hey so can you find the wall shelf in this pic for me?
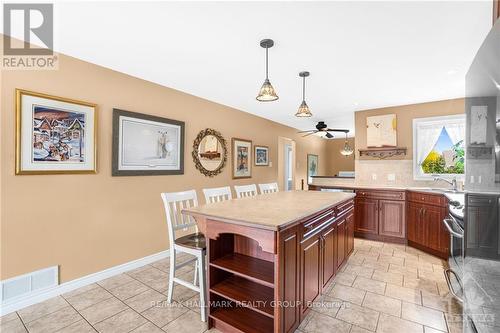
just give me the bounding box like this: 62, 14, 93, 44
358, 147, 407, 159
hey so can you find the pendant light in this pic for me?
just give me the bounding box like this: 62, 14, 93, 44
295, 71, 312, 117
256, 39, 279, 102
340, 132, 354, 156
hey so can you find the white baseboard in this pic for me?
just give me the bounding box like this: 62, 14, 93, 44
0, 249, 170, 316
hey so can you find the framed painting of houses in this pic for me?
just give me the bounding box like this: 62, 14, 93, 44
15, 89, 97, 174
112, 109, 185, 176
232, 138, 252, 179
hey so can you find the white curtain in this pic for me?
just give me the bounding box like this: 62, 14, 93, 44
417, 125, 443, 165
445, 122, 465, 145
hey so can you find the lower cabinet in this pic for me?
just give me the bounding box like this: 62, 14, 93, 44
321, 224, 337, 288
346, 212, 355, 255
378, 200, 406, 238
466, 194, 498, 256
354, 198, 379, 235
336, 217, 346, 269
299, 233, 321, 319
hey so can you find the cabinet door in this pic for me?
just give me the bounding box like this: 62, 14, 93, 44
407, 202, 423, 244
378, 200, 406, 239
422, 205, 446, 252
337, 218, 346, 269
354, 198, 379, 235
280, 227, 300, 333
321, 224, 336, 288
467, 196, 498, 253
300, 234, 321, 318
346, 211, 355, 255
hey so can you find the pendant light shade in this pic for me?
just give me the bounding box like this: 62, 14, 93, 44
256, 39, 279, 102
340, 133, 354, 156
295, 71, 312, 117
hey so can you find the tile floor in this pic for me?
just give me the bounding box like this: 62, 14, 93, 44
0, 238, 462, 333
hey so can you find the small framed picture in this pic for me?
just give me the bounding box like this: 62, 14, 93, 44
232, 138, 252, 179
112, 109, 184, 176
15, 89, 97, 174
254, 145, 269, 166
307, 154, 319, 184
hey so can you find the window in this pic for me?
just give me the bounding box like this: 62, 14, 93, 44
413, 114, 465, 180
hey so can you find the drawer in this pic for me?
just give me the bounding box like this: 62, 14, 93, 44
302, 209, 335, 239
336, 200, 354, 217
468, 195, 497, 207
407, 191, 446, 206
355, 189, 405, 201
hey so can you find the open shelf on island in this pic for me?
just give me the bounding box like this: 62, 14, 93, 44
210, 253, 274, 288
211, 275, 274, 318
210, 304, 274, 333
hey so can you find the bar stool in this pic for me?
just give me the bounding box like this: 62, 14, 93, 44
203, 186, 233, 204
160, 190, 207, 321
234, 184, 258, 198
258, 182, 279, 194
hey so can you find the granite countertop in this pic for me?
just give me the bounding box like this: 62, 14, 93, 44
183, 190, 355, 231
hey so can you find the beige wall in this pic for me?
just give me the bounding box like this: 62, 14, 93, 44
0, 52, 329, 282
325, 138, 355, 176
355, 98, 465, 160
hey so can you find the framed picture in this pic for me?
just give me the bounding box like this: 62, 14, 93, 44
112, 109, 184, 176
254, 145, 269, 166
15, 89, 97, 174
232, 138, 252, 179
307, 154, 318, 184
366, 114, 397, 147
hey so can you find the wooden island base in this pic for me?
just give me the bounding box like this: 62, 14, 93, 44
184, 191, 355, 333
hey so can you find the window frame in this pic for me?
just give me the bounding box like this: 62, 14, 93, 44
412, 114, 465, 181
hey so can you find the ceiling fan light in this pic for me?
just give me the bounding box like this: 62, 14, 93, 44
295, 101, 312, 117
256, 79, 279, 101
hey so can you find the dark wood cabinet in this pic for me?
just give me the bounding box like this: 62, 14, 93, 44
346, 212, 354, 255
321, 225, 336, 288
379, 200, 406, 239
300, 233, 321, 319
354, 198, 379, 235
466, 194, 498, 257
336, 217, 346, 269
280, 227, 300, 333
407, 192, 449, 259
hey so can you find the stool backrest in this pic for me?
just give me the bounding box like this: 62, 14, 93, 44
234, 184, 258, 198
203, 186, 233, 204
258, 182, 279, 194
161, 190, 199, 250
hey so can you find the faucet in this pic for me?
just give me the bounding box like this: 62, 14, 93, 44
432, 175, 458, 191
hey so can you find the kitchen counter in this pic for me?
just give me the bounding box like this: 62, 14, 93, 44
183, 190, 355, 231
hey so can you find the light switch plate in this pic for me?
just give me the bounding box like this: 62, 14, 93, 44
387, 173, 396, 181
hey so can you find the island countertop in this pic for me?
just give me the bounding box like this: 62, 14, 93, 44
183, 190, 355, 231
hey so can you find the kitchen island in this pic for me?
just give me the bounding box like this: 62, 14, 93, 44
184, 190, 355, 333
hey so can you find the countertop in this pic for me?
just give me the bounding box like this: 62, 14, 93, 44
183, 190, 355, 231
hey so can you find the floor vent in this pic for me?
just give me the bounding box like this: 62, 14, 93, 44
1, 266, 59, 303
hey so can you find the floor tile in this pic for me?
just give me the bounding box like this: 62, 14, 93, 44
150, 258, 170, 273
336, 301, 380, 331
352, 276, 386, 295
64, 286, 113, 311
79, 297, 128, 324
372, 270, 403, 286
376, 313, 423, 333
124, 288, 167, 313
333, 271, 357, 286
25, 307, 82, 333
350, 325, 373, 333
385, 284, 422, 305
62, 284, 100, 299
130, 321, 165, 333
170, 277, 198, 302
302, 311, 351, 333
141, 301, 188, 327
445, 313, 464, 333
162, 310, 207, 333
343, 264, 374, 278
127, 267, 169, 293
1, 312, 21, 324
328, 284, 366, 305
361, 259, 389, 272
404, 276, 439, 295
378, 254, 404, 266
402, 302, 447, 331
181, 295, 203, 314
311, 295, 344, 318
56, 319, 96, 333
93, 309, 146, 333
424, 326, 446, 333
0, 316, 27, 333
421, 291, 463, 314
108, 279, 150, 301
17, 296, 69, 323
97, 274, 135, 290
362, 292, 402, 317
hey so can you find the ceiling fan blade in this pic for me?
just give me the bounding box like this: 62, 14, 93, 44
297, 129, 316, 133
325, 132, 334, 139
302, 131, 318, 137
326, 128, 350, 133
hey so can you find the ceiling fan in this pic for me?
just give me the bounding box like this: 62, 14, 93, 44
298, 121, 349, 138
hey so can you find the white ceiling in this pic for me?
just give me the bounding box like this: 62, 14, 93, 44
15, 1, 496, 136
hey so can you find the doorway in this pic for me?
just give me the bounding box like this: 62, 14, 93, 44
278, 137, 296, 191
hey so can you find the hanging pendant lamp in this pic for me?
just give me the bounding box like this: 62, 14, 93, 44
256, 39, 279, 102
340, 132, 354, 156
295, 71, 312, 117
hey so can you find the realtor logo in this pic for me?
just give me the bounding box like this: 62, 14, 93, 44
2, 3, 57, 70
3, 3, 53, 55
